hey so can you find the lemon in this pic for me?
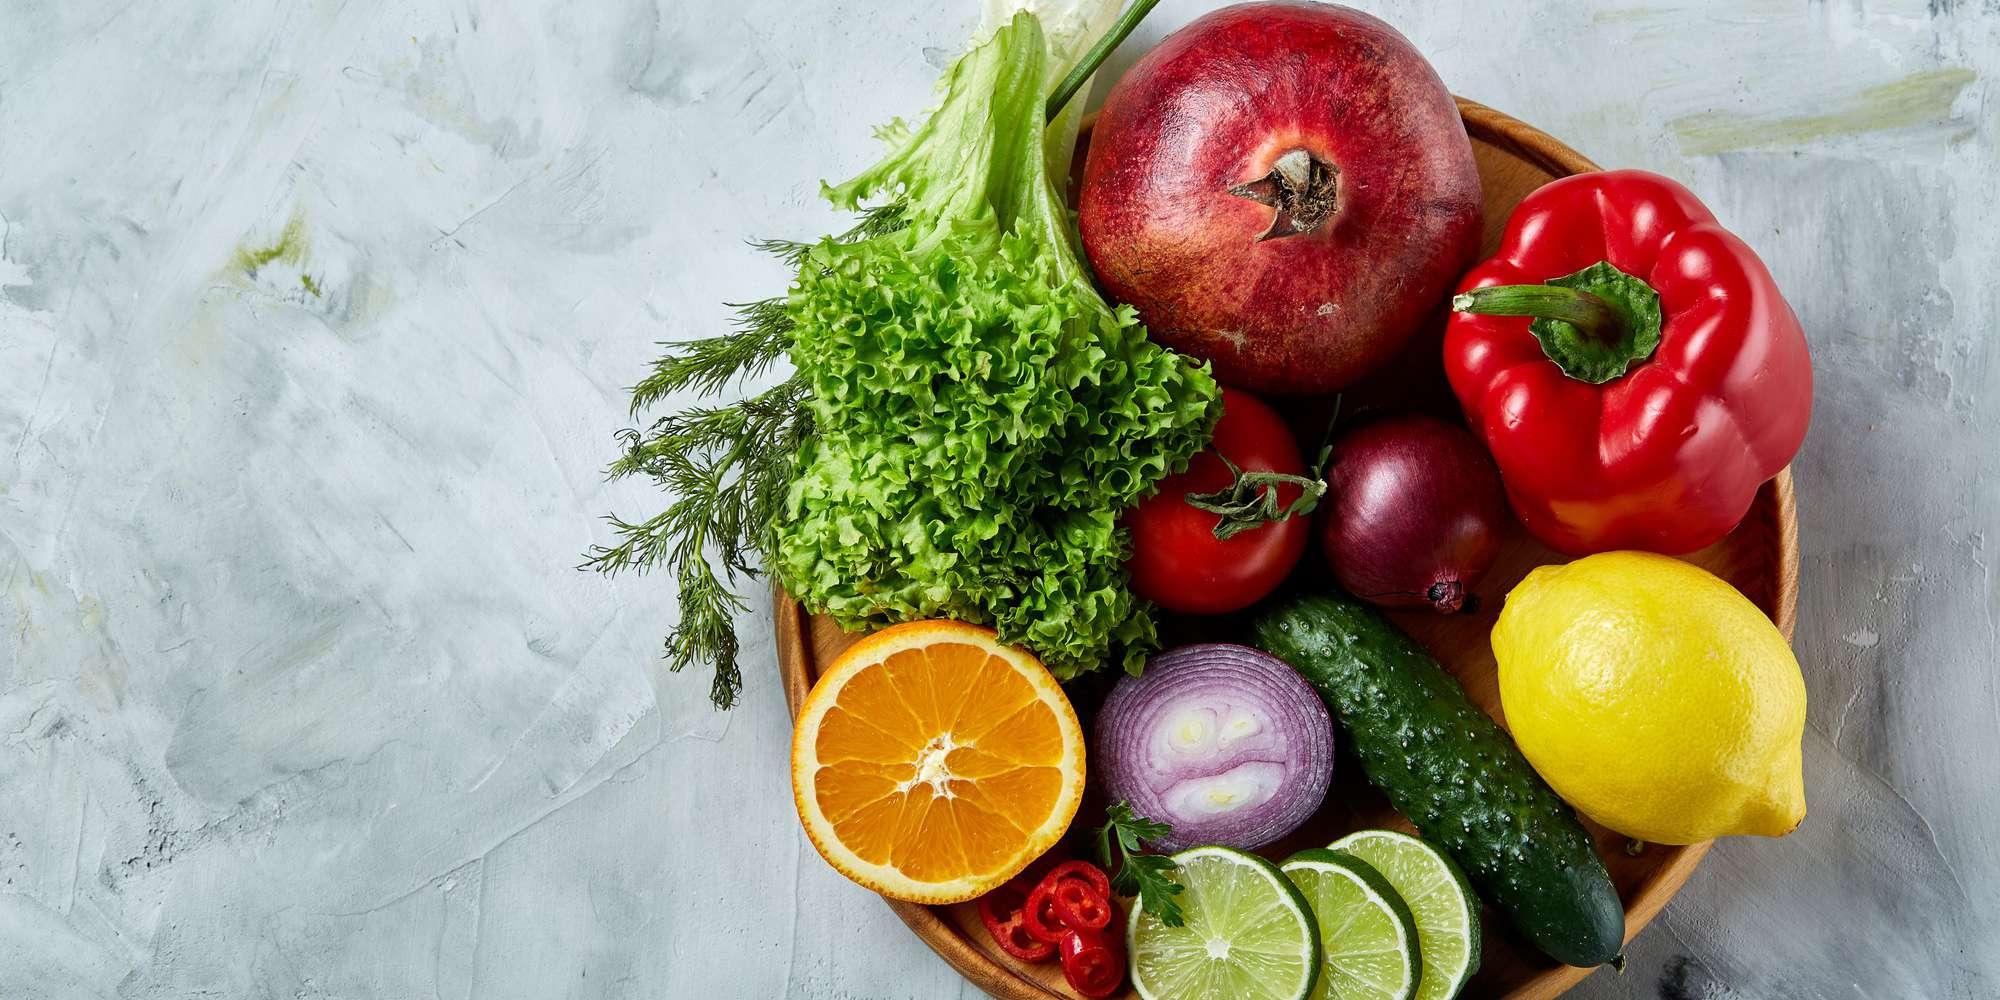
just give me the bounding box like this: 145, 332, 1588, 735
1491, 551, 1806, 844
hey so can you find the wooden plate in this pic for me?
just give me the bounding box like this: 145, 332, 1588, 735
775, 98, 1800, 1000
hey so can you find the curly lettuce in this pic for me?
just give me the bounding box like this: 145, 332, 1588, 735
589, 4, 1211, 707
771, 12, 1217, 678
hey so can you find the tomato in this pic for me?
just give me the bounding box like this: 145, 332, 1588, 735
1126, 387, 1315, 614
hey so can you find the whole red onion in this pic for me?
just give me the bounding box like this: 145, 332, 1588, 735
1321, 414, 1505, 613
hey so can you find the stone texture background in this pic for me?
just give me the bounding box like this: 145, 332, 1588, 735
2, 0, 1995, 996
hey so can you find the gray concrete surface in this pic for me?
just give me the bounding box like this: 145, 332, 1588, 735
1, 0, 1995, 996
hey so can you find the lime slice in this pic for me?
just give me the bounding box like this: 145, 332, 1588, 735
1280, 849, 1421, 1000
1330, 830, 1480, 1000
1129, 845, 1321, 1000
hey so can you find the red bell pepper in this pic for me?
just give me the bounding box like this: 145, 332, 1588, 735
1444, 169, 1812, 554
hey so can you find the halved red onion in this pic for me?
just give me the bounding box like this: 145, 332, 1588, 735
1093, 644, 1333, 852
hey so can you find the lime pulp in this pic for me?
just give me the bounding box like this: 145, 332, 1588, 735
1329, 830, 1481, 1000
1128, 846, 1321, 1000
1281, 848, 1421, 1000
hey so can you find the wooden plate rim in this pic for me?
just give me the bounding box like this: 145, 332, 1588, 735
771, 99, 1802, 1000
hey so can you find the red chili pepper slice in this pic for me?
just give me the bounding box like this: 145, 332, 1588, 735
1050, 878, 1112, 932
977, 880, 1055, 963
990, 910, 1056, 963
1059, 926, 1126, 999
1041, 860, 1112, 900
976, 881, 1027, 939
1022, 881, 1069, 945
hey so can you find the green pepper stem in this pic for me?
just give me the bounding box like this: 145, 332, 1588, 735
1045, 0, 1163, 121
1451, 284, 1629, 343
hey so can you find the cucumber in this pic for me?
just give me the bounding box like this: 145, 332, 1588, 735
1251, 590, 1624, 969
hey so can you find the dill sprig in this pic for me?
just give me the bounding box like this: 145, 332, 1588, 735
585, 206, 903, 709
628, 302, 795, 411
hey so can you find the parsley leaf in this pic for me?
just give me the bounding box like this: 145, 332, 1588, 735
1094, 801, 1185, 927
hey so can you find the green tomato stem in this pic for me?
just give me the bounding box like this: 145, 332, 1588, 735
1184, 452, 1326, 541
1045, 0, 1164, 121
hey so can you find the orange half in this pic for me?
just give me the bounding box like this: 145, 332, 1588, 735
790, 620, 1086, 903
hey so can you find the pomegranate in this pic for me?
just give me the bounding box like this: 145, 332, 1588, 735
1078, 1, 1482, 396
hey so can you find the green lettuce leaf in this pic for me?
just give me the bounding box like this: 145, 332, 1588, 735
771, 12, 1218, 678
